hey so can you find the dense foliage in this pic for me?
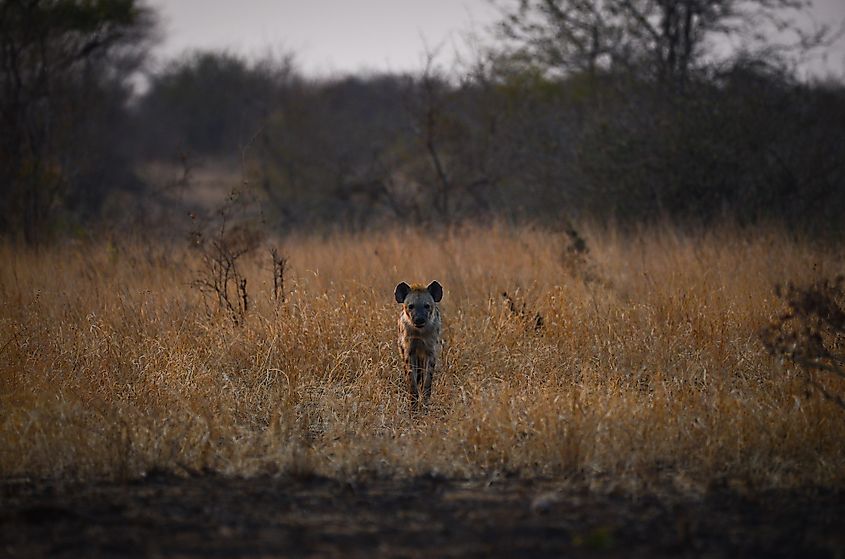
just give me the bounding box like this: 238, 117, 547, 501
1, 0, 843, 240
0, 0, 156, 243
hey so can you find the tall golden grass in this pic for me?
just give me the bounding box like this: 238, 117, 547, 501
1, 223, 843, 488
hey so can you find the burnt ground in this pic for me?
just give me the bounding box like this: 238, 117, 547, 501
2, 474, 844, 558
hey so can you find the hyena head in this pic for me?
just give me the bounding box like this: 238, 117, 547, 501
394, 281, 443, 328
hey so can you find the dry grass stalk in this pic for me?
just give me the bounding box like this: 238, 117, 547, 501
0, 223, 843, 488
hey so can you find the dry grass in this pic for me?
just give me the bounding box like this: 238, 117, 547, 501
1, 223, 844, 489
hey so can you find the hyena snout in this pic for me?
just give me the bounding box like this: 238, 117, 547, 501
411, 306, 431, 327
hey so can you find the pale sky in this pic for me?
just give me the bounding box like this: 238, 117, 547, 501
147, 0, 499, 75
148, 0, 845, 79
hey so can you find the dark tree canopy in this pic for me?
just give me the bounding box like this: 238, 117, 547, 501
1, 0, 843, 240
495, 0, 839, 91
136, 51, 298, 157
0, 0, 156, 243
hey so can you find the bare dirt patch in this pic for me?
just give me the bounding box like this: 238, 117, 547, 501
2, 475, 844, 558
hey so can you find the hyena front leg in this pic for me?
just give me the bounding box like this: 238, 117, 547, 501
422, 356, 434, 407
408, 354, 421, 410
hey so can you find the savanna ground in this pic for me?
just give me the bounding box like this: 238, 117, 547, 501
2, 224, 845, 557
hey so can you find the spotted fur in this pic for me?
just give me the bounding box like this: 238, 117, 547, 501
394, 281, 443, 410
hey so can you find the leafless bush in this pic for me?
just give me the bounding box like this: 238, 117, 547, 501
560, 224, 589, 272
762, 276, 845, 411
557, 222, 607, 289
270, 247, 288, 305
501, 290, 544, 333
190, 189, 262, 325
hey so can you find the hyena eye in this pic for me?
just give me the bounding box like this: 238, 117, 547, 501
424, 304, 431, 310
407, 304, 415, 310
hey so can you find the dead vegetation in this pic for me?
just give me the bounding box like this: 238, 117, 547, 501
1, 224, 844, 487
763, 275, 845, 410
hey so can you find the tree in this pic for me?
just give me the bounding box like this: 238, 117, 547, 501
0, 0, 156, 243
494, 0, 838, 92
136, 51, 297, 158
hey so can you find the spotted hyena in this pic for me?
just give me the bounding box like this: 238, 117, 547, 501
394, 281, 443, 410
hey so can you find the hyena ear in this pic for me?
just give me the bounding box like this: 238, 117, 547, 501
427, 281, 443, 302
394, 282, 411, 304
